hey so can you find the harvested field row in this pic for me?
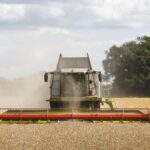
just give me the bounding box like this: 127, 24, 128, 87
0, 122, 150, 150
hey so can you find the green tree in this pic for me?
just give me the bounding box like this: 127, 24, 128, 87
103, 36, 150, 97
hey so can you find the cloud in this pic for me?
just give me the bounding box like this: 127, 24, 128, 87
0, 0, 150, 30
0, 4, 25, 21
82, 0, 150, 28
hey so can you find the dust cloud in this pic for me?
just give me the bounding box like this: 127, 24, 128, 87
62, 75, 85, 112
0, 72, 50, 108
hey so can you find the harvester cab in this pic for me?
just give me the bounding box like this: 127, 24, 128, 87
44, 53, 102, 111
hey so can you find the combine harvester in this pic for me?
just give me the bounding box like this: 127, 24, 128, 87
0, 54, 150, 122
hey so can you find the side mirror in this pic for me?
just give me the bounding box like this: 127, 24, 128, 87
98, 72, 102, 82
44, 72, 48, 82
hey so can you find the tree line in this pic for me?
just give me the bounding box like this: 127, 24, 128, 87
103, 36, 150, 97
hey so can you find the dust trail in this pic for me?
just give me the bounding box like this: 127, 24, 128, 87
62, 75, 83, 112
69, 76, 81, 112
0, 72, 50, 108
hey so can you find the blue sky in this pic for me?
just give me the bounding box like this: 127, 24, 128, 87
0, 0, 150, 78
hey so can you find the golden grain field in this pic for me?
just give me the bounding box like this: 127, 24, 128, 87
102, 97, 150, 108
0, 122, 150, 150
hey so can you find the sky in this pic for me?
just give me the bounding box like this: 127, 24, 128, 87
0, 0, 150, 78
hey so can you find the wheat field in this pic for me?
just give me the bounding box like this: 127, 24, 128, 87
102, 97, 150, 108
0, 122, 150, 150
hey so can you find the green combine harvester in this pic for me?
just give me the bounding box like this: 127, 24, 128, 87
44, 53, 105, 111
